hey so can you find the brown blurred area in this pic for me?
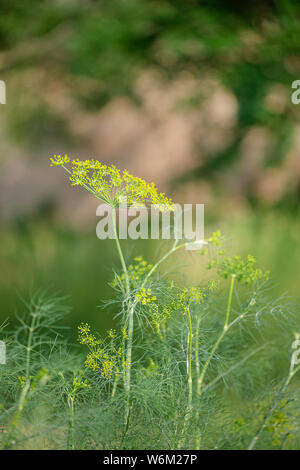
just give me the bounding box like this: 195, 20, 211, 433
1, 70, 300, 227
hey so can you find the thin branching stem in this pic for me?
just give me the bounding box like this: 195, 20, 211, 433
111, 207, 133, 430
194, 274, 235, 450
197, 274, 236, 397
248, 361, 300, 450
67, 395, 75, 450
111, 208, 129, 295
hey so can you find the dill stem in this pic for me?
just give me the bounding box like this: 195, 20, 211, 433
248, 362, 300, 450
112, 208, 129, 295
195, 316, 200, 379
5, 311, 37, 448
12, 380, 30, 429
142, 239, 205, 289
194, 274, 235, 450
178, 307, 193, 449
25, 311, 37, 380
197, 274, 235, 397
186, 307, 193, 409
111, 207, 132, 430
111, 372, 120, 399
67, 396, 75, 450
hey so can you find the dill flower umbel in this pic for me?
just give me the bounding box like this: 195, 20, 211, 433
78, 323, 101, 347
77, 323, 122, 380
111, 256, 153, 289
208, 254, 270, 284
50, 155, 174, 210
135, 287, 157, 305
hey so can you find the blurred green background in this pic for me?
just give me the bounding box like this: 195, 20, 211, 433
0, 0, 299, 335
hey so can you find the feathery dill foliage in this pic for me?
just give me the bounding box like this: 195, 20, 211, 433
1, 160, 299, 450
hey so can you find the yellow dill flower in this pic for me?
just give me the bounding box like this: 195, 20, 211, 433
72, 376, 90, 391
208, 254, 270, 284
122, 327, 128, 340
50, 155, 175, 210
50, 154, 70, 166
179, 287, 206, 305
206, 230, 223, 247
84, 351, 102, 371
78, 323, 101, 347
18, 375, 35, 387
101, 358, 115, 379
135, 287, 157, 305
18, 376, 27, 388
112, 256, 154, 289
107, 329, 117, 339
149, 303, 169, 337
77, 323, 120, 381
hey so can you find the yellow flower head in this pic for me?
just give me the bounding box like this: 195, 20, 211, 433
135, 287, 157, 305
50, 155, 175, 211
78, 323, 101, 347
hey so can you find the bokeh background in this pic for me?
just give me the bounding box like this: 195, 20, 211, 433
0, 0, 300, 335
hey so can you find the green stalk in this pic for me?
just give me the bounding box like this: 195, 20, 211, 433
112, 207, 129, 295
111, 207, 132, 429
67, 395, 75, 450
186, 307, 193, 409
11, 380, 30, 429
177, 307, 193, 449
5, 310, 38, 448
123, 303, 134, 426
194, 274, 235, 450
142, 239, 203, 289
111, 371, 120, 399
197, 274, 235, 396
25, 311, 37, 380
113, 219, 201, 431
195, 316, 200, 379
248, 361, 300, 450
193, 316, 201, 447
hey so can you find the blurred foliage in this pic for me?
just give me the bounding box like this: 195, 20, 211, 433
1, 0, 300, 206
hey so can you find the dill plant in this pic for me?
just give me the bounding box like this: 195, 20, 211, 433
48, 155, 300, 450
49, 155, 200, 429
0, 156, 299, 449
1, 292, 70, 448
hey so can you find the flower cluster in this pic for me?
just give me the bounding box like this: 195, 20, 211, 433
179, 286, 206, 306
198, 230, 224, 255
111, 256, 153, 289
267, 410, 295, 447
85, 349, 116, 380
78, 323, 101, 347
135, 287, 157, 305
208, 254, 270, 285
149, 303, 171, 338
72, 376, 89, 392
77, 323, 119, 380
50, 154, 70, 166
206, 229, 224, 247
50, 155, 174, 210
129, 257, 153, 280
18, 368, 48, 390
18, 376, 31, 388
178, 281, 219, 308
